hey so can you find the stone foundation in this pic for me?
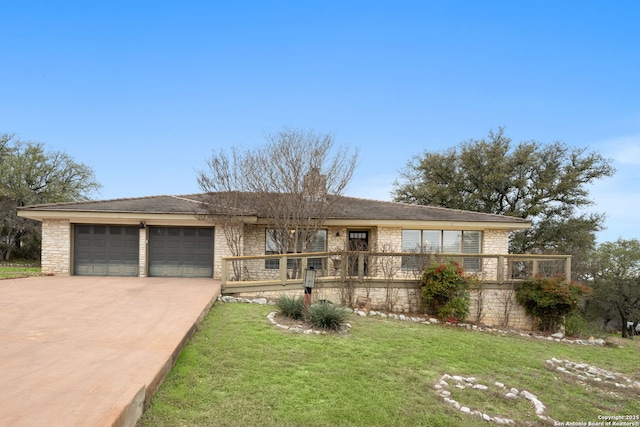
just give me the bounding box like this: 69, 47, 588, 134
232, 282, 534, 330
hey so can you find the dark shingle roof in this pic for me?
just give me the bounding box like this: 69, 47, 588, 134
331, 196, 529, 223
18, 195, 208, 215
18, 192, 530, 225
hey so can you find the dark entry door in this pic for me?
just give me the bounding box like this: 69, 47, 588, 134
148, 227, 214, 278
348, 231, 369, 276
74, 225, 139, 276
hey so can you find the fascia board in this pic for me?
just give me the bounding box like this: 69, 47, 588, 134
17, 210, 260, 225
320, 218, 531, 230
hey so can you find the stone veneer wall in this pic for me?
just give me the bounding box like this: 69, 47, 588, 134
41, 219, 71, 275
478, 229, 509, 281
469, 284, 533, 329
233, 283, 533, 329
213, 226, 235, 280
138, 228, 147, 277
230, 227, 533, 329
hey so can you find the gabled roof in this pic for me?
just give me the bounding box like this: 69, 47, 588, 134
17, 192, 531, 228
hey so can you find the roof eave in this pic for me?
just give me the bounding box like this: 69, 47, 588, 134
19, 208, 530, 230
322, 218, 531, 230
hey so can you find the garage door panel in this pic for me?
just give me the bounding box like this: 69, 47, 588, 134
74, 225, 139, 277
148, 227, 213, 278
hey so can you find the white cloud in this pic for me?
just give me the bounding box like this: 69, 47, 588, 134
596, 135, 640, 165
587, 159, 640, 242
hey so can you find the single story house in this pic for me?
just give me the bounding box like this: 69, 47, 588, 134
17, 193, 531, 279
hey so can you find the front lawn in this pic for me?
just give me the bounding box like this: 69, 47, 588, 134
138, 303, 640, 427
0, 262, 41, 279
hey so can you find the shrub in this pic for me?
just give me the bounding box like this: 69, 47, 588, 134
564, 311, 594, 338
515, 275, 590, 333
309, 301, 350, 330
420, 262, 470, 322
276, 295, 305, 320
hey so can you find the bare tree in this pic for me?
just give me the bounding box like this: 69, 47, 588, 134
378, 243, 401, 312
499, 288, 516, 328
197, 128, 358, 278
196, 152, 248, 280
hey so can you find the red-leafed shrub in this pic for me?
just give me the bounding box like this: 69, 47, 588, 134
420, 262, 471, 322
515, 275, 590, 332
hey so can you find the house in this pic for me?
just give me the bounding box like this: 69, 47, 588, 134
17, 193, 531, 279
19, 193, 552, 327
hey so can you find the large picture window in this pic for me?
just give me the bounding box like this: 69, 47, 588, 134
402, 230, 482, 271
265, 229, 327, 270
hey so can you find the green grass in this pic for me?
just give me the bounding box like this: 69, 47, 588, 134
0, 262, 41, 279
138, 303, 640, 427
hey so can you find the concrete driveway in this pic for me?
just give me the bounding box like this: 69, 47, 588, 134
0, 276, 221, 427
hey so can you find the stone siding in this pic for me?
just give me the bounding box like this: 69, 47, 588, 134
225, 225, 534, 328
138, 228, 147, 277
233, 281, 533, 330
469, 284, 533, 329
41, 219, 71, 275
213, 226, 234, 279
478, 229, 510, 282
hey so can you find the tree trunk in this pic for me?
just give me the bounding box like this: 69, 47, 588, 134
618, 306, 629, 339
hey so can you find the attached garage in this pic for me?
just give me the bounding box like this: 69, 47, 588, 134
74, 225, 139, 276
148, 227, 214, 278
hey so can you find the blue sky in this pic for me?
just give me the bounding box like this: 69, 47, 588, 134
1, 1, 639, 243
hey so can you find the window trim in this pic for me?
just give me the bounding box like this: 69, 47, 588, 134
401, 230, 482, 272
265, 229, 328, 270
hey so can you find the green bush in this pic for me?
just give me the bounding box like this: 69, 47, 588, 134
276, 295, 305, 320
515, 275, 590, 333
309, 301, 350, 330
420, 262, 470, 322
564, 312, 594, 338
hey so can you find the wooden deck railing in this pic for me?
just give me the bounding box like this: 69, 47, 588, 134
220, 252, 572, 293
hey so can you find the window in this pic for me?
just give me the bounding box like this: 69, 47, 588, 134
401, 230, 421, 270
462, 231, 482, 272
402, 230, 482, 272
265, 229, 327, 270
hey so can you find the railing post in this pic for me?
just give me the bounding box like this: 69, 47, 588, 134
497, 256, 504, 284
565, 256, 572, 283
358, 253, 365, 281
532, 259, 539, 277
221, 258, 228, 286
280, 255, 287, 286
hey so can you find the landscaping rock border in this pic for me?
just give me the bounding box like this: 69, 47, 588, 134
217, 296, 351, 334
434, 373, 552, 425
217, 296, 605, 345
218, 296, 637, 424
266, 311, 352, 335
356, 308, 606, 346
545, 358, 640, 391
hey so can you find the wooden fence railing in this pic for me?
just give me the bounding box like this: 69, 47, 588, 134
220, 252, 571, 293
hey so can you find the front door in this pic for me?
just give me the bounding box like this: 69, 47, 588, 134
348, 231, 369, 276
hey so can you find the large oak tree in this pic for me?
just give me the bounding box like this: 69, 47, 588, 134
0, 134, 100, 260
393, 128, 615, 278
587, 238, 640, 338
